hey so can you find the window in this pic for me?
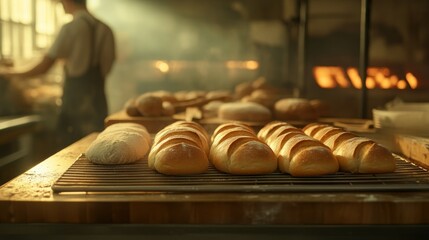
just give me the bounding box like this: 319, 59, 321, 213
0, 0, 67, 60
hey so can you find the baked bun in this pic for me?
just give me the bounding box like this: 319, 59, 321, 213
303, 123, 396, 173
234, 82, 253, 99
259, 121, 338, 177
135, 94, 164, 117
210, 122, 277, 175
202, 100, 223, 118
85, 123, 151, 165
148, 121, 209, 175
218, 102, 272, 122
124, 98, 140, 116
241, 89, 280, 109
274, 98, 318, 121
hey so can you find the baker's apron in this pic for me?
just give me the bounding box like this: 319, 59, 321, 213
56, 18, 107, 147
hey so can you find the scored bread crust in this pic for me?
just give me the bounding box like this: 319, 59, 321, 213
303, 123, 396, 173
259, 121, 339, 177
210, 123, 277, 175
149, 121, 209, 175
154, 142, 208, 175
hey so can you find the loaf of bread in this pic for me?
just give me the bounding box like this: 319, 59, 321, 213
303, 123, 396, 173
274, 98, 319, 121
241, 89, 279, 109
124, 92, 177, 117
202, 100, 224, 118
210, 122, 277, 175
135, 94, 164, 117
148, 121, 209, 175
85, 123, 152, 165
124, 98, 140, 116
258, 121, 338, 177
218, 101, 272, 122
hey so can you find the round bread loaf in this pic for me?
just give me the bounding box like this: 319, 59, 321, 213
162, 101, 175, 116
310, 99, 330, 117
234, 82, 253, 98
135, 94, 164, 117
274, 98, 318, 121
218, 102, 272, 122
124, 98, 140, 116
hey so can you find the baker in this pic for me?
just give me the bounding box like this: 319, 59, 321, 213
0, 0, 116, 149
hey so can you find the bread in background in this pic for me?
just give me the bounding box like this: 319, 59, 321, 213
218, 101, 272, 122
274, 98, 319, 121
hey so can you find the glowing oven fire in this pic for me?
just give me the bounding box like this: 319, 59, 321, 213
313, 66, 419, 90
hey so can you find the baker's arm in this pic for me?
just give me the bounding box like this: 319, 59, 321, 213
0, 55, 56, 80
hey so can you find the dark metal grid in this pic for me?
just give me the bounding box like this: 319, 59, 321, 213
52, 154, 429, 193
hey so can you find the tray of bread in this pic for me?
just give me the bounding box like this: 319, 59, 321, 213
52, 121, 429, 193
109, 77, 336, 134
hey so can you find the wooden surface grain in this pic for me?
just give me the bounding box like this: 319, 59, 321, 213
1, 133, 429, 224
395, 134, 429, 169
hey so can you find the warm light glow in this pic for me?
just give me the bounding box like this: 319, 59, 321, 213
155, 61, 170, 73
368, 67, 390, 76
406, 72, 418, 89
314, 66, 420, 90
334, 68, 349, 87
21, 0, 33, 24
366, 77, 376, 89
397, 80, 407, 89
226, 60, 259, 70
380, 78, 392, 89
313, 67, 335, 88
347, 68, 362, 89
5, 0, 33, 24
245, 61, 259, 70
390, 75, 398, 86
0, 0, 10, 20
313, 66, 350, 88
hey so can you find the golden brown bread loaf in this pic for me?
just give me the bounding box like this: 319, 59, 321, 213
148, 121, 209, 175
124, 98, 140, 116
124, 92, 177, 117
274, 98, 319, 121
85, 123, 152, 165
210, 122, 277, 175
303, 123, 396, 173
135, 94, 164, 117
258, 121, 338, 177
218, 101, 272, 122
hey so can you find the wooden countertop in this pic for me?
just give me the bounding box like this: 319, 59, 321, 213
1, 133, 429, 224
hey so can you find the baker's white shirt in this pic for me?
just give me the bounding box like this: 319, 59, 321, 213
47, 10, 116, 78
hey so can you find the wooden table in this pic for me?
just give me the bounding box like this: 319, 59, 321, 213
1, 133, 429, 238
